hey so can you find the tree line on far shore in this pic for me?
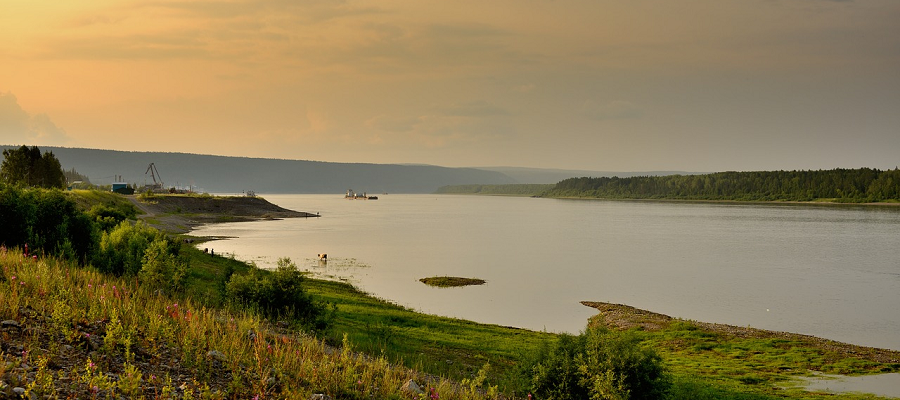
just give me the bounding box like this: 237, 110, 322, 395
541, 168, 900, 203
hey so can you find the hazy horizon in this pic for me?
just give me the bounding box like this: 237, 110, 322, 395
2, 1, 898, 172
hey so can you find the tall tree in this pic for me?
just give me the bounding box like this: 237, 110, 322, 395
0, 145, 66, 188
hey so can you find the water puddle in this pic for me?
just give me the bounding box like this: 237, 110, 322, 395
789, 372, 900, 398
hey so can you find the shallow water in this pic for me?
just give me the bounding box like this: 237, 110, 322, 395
793, 373, 900, 398
193, 194, 900, 350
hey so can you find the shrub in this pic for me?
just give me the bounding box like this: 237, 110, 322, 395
0, 184, 97, 261
94, 221, 176, 276
524, 326, 670, 400
579, 328, 669, 400
226, 257, 332, 331
528, 333, 590, 400
88, 203, 137, 232
139, 238, 187, 294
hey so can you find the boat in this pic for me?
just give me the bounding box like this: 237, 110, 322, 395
345, 189, 378, 200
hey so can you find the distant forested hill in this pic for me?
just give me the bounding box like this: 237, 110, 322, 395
435, 184, 555, 196
476, 166, 695, 184
0, 146, 516, 194
542, 169, 900, 203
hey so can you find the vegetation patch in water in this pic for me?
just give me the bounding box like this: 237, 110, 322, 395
419, 276, 486, 287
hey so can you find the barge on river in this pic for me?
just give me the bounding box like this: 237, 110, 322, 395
345, 189, 378, 200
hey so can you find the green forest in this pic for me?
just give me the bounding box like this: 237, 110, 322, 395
435, 183, 555, 196
541, 168, 900, 203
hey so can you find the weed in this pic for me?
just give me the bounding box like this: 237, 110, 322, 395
118, 362, 143, 398
24, 356, 55, 397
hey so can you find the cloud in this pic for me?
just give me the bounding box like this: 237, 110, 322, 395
42, 33, 212, 60
435, 101, 510, 117
581, 100, 644, 120
135, 0, 382, 23
363, 102, 515, 151
365, 114, 420, 132
513, 83, 536, 93
0, 92, 70, 145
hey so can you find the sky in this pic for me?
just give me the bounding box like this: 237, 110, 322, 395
1, 0, 899, 172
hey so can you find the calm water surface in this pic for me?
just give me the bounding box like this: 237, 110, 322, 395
193, 194, 900, 350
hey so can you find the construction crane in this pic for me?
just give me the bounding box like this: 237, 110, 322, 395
145, 163, 163, 189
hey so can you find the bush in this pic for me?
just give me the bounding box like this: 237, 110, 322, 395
226, 257, 332, 331
139, 238, 187, 294
0, 184, 97, 261
524, 326, 670, 400
88, 203, 137, 232
529, 333, 591, 400
94, 221, 176, 276
580, 328, 669, 400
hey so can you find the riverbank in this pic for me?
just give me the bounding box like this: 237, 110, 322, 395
129, 193, 318, 233
582, 301, 900, 365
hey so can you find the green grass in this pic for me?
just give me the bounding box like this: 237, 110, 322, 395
178, 242, 253, 305
419, 276, 486, 287
66, 189, 141, 215
624, 320, 899, 399
305, 278, 552, 388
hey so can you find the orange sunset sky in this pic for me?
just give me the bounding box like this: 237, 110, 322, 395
2, 0, 899, 171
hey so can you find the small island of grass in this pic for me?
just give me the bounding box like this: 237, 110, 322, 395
419, 276, 486, 287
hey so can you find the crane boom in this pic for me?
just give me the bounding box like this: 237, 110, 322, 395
145, 163, 162, 187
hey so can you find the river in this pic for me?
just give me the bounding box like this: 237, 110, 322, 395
191, 194, 900, 351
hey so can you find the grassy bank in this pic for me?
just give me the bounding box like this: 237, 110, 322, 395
583, 303, 899, 399
0, 248, 519, 399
